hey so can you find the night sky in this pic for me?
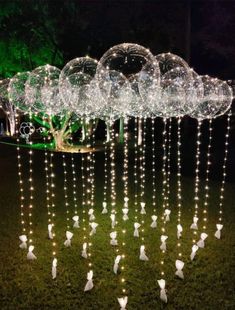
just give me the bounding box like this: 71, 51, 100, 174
0, 0, 235, 81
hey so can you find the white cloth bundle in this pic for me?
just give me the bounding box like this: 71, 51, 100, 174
64, 231, 73, 247
177, 224, 183, 239
122, 208, 129, 221
48, 224, 53, 239
89, 222, 98, 236
27, 245, 37, 260
84, 270, 94, 292
81, 242, 88, 258
164, 209, 171, 222
215, 224, 223, 239
88, 208, 95, 221
19, 235, 27, 249
150, 215, 157, 228
110, 214, 116, 229
175, 259, 184, 279
72, 215, 80, 228
160, 235, 168, 251
140, 202, 146, 214
124, 196, 129, 208
134, 222, 141, 237
190, 216, 199, 230
117, 296, 128, 310
102, 202, 108, 214
113, 255, 122, 274
190, 244, 199, 261
110, 231, 118, 246
139, 245, 149, 261
118, 296, 128, 310
197, 233, 208, 248
158, 279, 167, 303
52, 258, 57, 279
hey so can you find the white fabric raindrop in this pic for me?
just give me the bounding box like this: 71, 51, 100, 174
190, 244, 199, 261
48, 224, 53, 239
122, 208, 129, 221
88, 209, 95, 221
139, 245, 149, 261
160, 235, 168, 251
52, 258, 57, 279
158, 279, 167, 303
113, 255, 122, 274
102, 202, 108, 214
72, 215, 80, 228
140, 202, 146, 214
150, 215, 157, 228
117, 296, 128, 310
110, 231, 118, 246
175, 259, 184, 279
64, 231, 73, 247
177, 224, 183, 239
134, 222, 141, 237
19, 235, 27, 249
81, 242, 88, 258
84, 270, 94, 292
90, 222, 98, 236
190, 216, 199, 230
215, 224, 223, 239
27, 245, 37, 260
197, 232, 208, 248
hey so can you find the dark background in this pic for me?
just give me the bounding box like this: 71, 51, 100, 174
0, 0, 235, 80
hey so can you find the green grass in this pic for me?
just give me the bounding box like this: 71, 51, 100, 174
0, 144, 235, 309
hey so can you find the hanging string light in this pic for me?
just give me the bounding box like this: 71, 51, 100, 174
16, 111, 27, 249
42, 116, 52, 238
191, 120, 202, 235
26, 111, 37, 260
49, 147, 57, 277
190, 119, 202, 260
81, 142, 89, 259
175, 117, 184, 279
62, 152, 70, 230
215, 111, 232, 239
134, 117, 139, 218
67, 120, 81, 229
139, 117, 147, 241
122, 117, 129, 218
102, 124, 109, 214
151, 117, 157, 213
84, 118, 95, 292
90, 119, 96, 209
158, 117, 169, 303
165, 118, 172, 212
200, 119, 213, 238
161, 118, 168, 225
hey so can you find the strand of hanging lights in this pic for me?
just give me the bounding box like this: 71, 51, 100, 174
215, 111, 232, 240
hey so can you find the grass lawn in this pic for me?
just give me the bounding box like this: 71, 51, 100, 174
0, 144, 235, 310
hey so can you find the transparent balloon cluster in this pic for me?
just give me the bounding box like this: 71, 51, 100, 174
7, 43, 233, 121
